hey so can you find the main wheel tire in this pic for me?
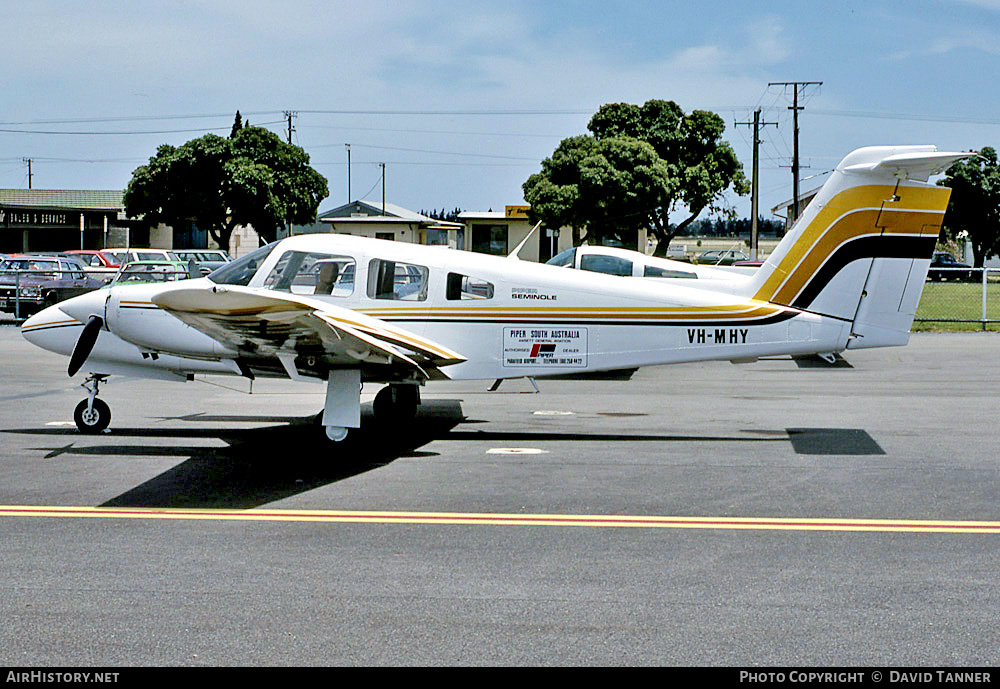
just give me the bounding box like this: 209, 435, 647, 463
373, 385, 419, 425
74, 398, 111, 434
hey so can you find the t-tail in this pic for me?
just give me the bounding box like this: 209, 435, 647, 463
742, 145, 972, 349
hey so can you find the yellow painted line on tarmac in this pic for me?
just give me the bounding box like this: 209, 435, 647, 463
2, 505, 1000, 533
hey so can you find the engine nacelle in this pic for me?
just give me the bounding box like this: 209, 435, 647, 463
104, 282, 236, 359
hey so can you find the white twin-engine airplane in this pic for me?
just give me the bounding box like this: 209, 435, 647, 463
22, 145, 968, 440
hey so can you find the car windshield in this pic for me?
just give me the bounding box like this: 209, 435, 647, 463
2, 259, 60, 272
208, 241, 279, 286
117, 265, 188, 282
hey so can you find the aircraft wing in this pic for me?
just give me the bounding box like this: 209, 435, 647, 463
150, 284, 466, 380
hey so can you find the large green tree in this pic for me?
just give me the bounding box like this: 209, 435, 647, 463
523, 99, 748, 255
124, 123, 328, 250
937, 147, 1000, 267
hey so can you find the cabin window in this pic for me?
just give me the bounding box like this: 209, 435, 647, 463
263, 251, 356, 297
643, 266, 697, 279
580, 254, 633, 276
367, 259, 429, 301
446, 273, 494, 300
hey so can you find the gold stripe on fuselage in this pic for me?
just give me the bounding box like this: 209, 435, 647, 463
752, 184, 950, 304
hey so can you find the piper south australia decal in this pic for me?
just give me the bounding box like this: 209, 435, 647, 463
503, 327, 587, 368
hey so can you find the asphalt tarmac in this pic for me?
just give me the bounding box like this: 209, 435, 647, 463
1, 321, 998, 667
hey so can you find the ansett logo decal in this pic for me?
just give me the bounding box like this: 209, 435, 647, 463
529, 344, 557, 358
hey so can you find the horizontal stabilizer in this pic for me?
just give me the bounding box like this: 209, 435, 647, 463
840, 146, 973, 182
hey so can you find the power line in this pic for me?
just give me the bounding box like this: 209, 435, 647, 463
338, 142, 539, 161
810, 108, 1000, 126
0, 111, 283, 126
297, 108, 592, 116
0, 121, 285, 136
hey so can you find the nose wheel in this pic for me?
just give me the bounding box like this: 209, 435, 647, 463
74, 398, 111, 434
74, 374, 111, 434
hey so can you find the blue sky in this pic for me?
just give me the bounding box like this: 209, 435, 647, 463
2, 0, 999, 223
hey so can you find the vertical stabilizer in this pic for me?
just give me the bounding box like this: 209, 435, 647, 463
742, 145, 972, 349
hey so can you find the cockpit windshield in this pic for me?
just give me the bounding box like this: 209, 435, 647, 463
207, 241, 279, 286
546, 247, 576, 268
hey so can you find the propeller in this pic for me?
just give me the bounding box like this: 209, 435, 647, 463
68, 315, 104, 377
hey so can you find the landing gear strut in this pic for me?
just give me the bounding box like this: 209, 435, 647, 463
74, 374, 111, 434
373, 384, 420, 425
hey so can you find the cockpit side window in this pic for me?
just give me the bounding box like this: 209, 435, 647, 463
367, 259, 429, 301
208, 241, 279, 286
263, 251, 356, 297
446, 273, 494, 300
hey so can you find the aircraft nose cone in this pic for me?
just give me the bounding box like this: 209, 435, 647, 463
58, 288, 109, 325
21, 303, 80, 356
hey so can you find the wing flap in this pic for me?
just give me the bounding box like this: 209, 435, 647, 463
150, 284, 465, 378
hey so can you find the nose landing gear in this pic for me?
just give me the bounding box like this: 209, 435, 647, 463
74, 374, 111, 434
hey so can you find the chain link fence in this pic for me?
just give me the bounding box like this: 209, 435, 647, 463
0, 269, 37, 321
914, 268, 1000, 331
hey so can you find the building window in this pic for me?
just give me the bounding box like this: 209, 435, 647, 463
471, 224, 508, 255
425, 229, 449, 246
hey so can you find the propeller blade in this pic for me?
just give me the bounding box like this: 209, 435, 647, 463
68, 315, 104, 377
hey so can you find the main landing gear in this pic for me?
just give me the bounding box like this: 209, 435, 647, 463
74, 374, 111, 434
373, 384, 420, 425
316, 382, 421, 443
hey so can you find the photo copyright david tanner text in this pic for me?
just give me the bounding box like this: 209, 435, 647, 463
739, 671, 992, 684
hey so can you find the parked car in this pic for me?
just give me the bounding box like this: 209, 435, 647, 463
103, 247, 182, 266
112, 260, 198, 284
694, 249, 750, 266
0, 255, 105, 317
64, 249, 121, 283
173, 250, 232, 276
927, 252, 974, 281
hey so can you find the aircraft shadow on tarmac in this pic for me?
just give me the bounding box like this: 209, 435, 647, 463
6, 399, 884, 510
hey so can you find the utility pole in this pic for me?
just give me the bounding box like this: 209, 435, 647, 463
345, 144, 352, 203
768, 81, 822, 224
283, 110, 297, 144
737, 108, 777, 260
22, 158, 32, 189
380, 163, 386, 215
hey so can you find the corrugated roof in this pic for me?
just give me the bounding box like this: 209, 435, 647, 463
0, 189, 124, 212
319, 200, 461, 228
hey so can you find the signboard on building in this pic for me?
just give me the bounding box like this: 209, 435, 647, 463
505, 205, 530, 219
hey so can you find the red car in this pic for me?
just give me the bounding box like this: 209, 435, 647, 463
64, 250, 121, 283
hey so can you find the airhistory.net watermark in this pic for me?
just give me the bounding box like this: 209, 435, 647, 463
6, 672, 118, 684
